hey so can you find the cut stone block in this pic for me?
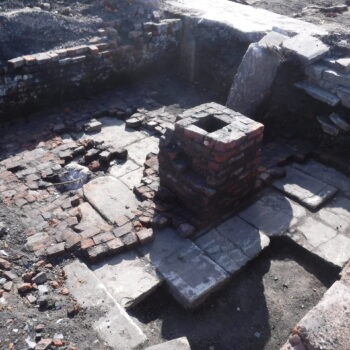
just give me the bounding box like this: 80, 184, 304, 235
317, 115, 339, 136
292, 160, 350, 197
91, 251, 162, 309
295, 81, 340, 106
239, 191, 306, 236
227, 42, 282, 116
328, 112, 350, 131
314, 234, 350, 267
216, 216, 270, 258
140, 228, 230, 308
281, 281, 350, 350
272, 167, 337, 210
282, 34, 329, 64
296, 217, 338, 249
324, 69, 350, 88
145, 337, 191, 350
323, 57, 350, 73
337, 86, 350, 108
195, 229, 250, 274
83, 176, 139, 224
64, 260, 146, 349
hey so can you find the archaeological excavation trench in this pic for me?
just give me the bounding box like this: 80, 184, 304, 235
1, 0, 350, 350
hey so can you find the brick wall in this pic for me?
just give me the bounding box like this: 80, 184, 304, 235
0, 18, 182, 118
159, 102, 264, 221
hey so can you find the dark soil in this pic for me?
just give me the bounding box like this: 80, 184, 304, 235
0, 202, 112, 350
130, 239, 338, 350
0, 0, 158, 63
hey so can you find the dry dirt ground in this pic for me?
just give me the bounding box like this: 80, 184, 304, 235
247, 0, 350, 48
0, 0, 154, 63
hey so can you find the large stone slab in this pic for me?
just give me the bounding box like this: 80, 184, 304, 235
226, 41, 283, 116
145, 337, 191, 350
272, 167, 337, 210
281, 281, 350, 350
64, 260, 147, 350
217, 216, 270, 258
140, 228, 230, 308
239, 191, 306, 236
91, 251, 163, 309
313, 234, 350, 268
316, 197, 350, 237
165, 0, 327, 43
83, 176, 139, 224
292, 160, 350, 196
195, 229, 250, 275
282, 34, 329, 64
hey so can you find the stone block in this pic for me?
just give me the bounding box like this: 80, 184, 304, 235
323, 69, 350, 88
323, 57, 350, 73
83, 176, 139, 224
227, 42, 282, 116
145, 337, 191, 350
282, 34, 329, 64
91, 251, 162, 309
272, 166, 337, 210
295, 81, 340, 106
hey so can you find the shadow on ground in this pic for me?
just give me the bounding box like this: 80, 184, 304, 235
130, 239, 338, 350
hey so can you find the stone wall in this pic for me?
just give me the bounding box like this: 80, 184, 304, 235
0, 18, 182, 118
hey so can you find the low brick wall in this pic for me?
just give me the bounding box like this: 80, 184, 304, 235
0, 18, 182, 118
159, 102, 264, 221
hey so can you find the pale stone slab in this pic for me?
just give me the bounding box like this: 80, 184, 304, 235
216, 216, 270, 258
158, 243, 229, 308
91, 251, 163, 309
227, 42, 282, 116
282, 34, 329, 64
81, 117, 147, 149
140, 228, 230, 308
292, 160, 350, 196
281, 281, 350, 350
145, 337, 191, 350
165, 0, 327, 43
239, 191, 306, 236
313, 234, 350, 267
195, 229, 250, 274
120, 167, 144, 190
297, 217, 338, 248
109, 159, 139, 179
64, 260, 147, 350
83, 176, 139, 224
127, 136, 159, 166
272, 167, 337, 210
75, 202, 111, 232
316, 197, 350, 237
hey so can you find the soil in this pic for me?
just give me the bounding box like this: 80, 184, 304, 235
0, 201, 112, 350
0, 0, 158, 63
130, 239, 339, 350
247, 0, 350, 49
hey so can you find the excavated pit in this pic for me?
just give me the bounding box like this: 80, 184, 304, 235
1, 1, 350, 350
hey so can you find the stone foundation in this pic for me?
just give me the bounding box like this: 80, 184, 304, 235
159, 102, 264, 221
